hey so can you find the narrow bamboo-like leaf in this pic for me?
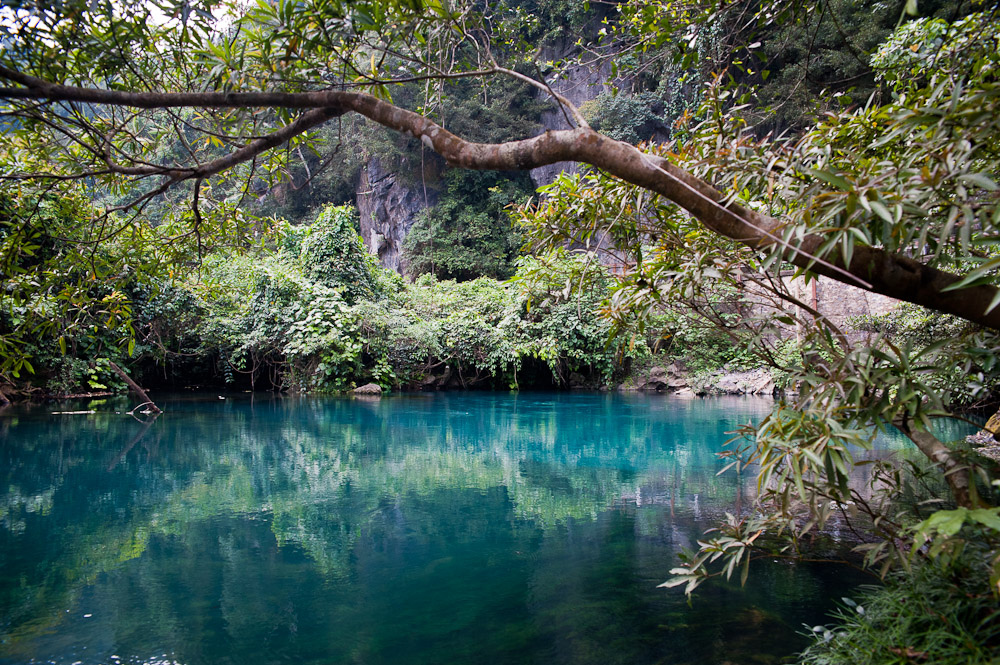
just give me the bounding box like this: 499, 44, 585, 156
941, 257, 1000, 291
985, 288, 1000, 314
804, 168, 852, 191
869, 200, 894, 225
959, 172, 999, 191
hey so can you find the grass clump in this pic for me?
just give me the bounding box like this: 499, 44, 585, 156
799, 545, 1000, 664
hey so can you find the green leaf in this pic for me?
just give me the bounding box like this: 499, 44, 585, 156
968, 508, 1000, 533
804, 168, 852, 191
868, 200, 894, 225
958, 173, 999, 191
940, 256, 1000, 292
986, 289, 1000, 315
923, 508, 967, 537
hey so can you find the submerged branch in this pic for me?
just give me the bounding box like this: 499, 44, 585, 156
108, 361, 162, 414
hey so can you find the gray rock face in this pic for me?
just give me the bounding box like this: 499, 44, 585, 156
353, 382, 383, 395
697, 368, 776, 396
352, 50, 620, 273
631, 362, 688, 392
530, 46, 617, 189
355, 158, 436, 274
624, 364, 776, 397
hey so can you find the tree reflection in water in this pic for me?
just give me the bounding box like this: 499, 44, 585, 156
1, 393, 955, 665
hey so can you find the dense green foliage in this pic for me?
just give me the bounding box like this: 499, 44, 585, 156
515, 5, 1000, 624
402, 170, 532, 280
850, 303, 999, 409
580, 91, 669, 144
0, 183, 761, 397
297, 205, 394, 303
1, 186, 147, 393
115, 204, 640, 393
800, 541, 1000, 664
2, 0, 1000, 661
740, 0, 969, 132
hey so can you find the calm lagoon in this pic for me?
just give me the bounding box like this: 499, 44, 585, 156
1, 393, 910, 665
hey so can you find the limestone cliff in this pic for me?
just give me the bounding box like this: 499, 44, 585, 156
530, 45, 617, 188
355, 157, 438, 274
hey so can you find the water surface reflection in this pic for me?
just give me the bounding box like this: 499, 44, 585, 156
1, 393, 910, 665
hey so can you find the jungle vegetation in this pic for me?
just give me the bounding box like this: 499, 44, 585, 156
2, 0, 1000, 661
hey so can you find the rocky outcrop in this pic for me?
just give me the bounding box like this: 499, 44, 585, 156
696, 369, 776, 396
776, 275, 898, 344
355, 158, 437, 273
967, 409, 1000, 462
353, 383, 383, 395
621, 364, 777, 397
628, 363, 690, 392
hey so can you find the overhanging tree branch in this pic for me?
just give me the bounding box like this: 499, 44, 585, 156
3, 67, 1000, 330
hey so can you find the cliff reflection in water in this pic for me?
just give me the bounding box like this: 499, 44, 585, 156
0, 393, 929, 665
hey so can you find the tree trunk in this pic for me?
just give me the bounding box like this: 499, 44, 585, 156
895, 419, 979, 509
108, 361, 162, 414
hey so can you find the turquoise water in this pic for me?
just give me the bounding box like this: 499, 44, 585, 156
0, 393, 911, 665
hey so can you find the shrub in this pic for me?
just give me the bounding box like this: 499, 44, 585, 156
799, 542, 1000, 665
298, 204, 399, 303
